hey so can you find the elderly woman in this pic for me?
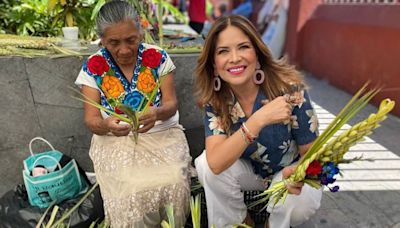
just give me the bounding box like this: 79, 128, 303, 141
75, 1, 191, 227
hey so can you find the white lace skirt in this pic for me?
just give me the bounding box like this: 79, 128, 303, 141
89, 126, 192, 227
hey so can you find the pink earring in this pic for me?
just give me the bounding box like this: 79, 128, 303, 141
214, 75, 221, 91
253, 62, 265, 85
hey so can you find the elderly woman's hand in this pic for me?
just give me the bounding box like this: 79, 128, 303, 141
104, 116, 132, 136
282, 165, 304, 195
138, 107, 157, 133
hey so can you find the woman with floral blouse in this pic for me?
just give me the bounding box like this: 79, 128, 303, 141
194, 15, 321, 228
75, 1, 191, 227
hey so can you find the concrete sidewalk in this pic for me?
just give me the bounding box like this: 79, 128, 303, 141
296, 74, 400, 228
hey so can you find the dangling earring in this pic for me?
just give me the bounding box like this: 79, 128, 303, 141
213, 75, 221, 91
253, 62, 265, 85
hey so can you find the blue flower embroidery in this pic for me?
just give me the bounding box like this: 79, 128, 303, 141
124, 91, 145, 111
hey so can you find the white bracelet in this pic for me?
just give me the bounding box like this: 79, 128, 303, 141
239, 127, 250, 145
242, 122, 258, 139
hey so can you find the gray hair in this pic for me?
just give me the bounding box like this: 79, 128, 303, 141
96, 0, 142, 37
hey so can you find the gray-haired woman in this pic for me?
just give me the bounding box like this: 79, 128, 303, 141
75, 1, 191, 226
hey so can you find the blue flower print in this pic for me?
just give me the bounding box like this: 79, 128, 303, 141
124, 91, 145, 111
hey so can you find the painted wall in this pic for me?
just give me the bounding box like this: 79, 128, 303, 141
285, 1, 400, 116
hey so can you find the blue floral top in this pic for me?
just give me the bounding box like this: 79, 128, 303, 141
76, 43, 175, 114
204, 88, 319, 179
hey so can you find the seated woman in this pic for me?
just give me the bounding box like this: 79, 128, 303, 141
194, 15, 322, 228
75, 1, 191, 227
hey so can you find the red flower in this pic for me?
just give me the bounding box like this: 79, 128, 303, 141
115, 107, 124, 114
306, 161, 322, 176
142, 48, 162, 68
87, 55, 109, 76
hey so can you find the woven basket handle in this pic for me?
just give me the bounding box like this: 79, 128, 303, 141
32, 155, 62, 171
29, 137, 55, 157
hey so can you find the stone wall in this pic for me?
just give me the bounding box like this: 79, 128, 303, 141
0, 54, 204, 196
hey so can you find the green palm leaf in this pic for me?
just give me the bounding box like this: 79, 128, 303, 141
250, 83, 395, 208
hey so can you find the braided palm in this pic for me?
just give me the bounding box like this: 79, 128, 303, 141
250, 98, 395, 209
293, 98, 395, 182
0, 34, 81, 57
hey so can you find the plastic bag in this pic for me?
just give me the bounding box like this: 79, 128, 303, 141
0, 184, 104, 228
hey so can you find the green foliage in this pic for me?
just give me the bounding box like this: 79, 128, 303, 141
47, 0, 97, 40
0, 0, 15, 34
75, 0, 98, 40
190, 194, 201, 228
0, 0, 61, 36
160, 204, 176, 228
0, 0, 97, 40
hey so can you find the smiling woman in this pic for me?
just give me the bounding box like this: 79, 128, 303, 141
74, 1, 191, 227
194, 15, 322, 228
213, 26, 258, 92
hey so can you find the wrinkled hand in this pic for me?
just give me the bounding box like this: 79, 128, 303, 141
256, 96, 293, 127
104, 116, 132, 136
138, 107, 157, 133
282, 165, 304, 195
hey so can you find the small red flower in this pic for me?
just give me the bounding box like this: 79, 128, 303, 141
87, 55, 109, 76
115, 107, 124, 114
306, 161, 322, 176
142, 48, 162, 68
